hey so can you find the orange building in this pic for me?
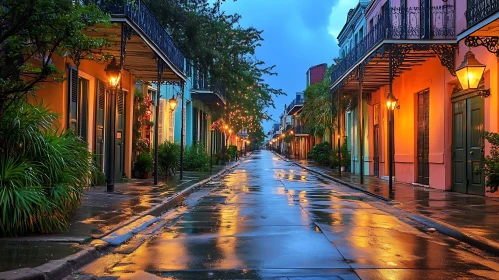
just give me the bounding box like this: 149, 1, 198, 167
33, 1, 187, 188
332, 0, 499, 196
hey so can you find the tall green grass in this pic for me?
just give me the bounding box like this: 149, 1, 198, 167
0, 101, 94, 236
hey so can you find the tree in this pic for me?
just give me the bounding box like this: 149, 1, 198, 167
300, 65, 336, 139
143, 0, 283, 136
0, 0, 109, 120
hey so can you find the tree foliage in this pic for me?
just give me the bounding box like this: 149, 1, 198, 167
300, 65, 336, 138
0, 0, 110, 119
143, 0, 283, 137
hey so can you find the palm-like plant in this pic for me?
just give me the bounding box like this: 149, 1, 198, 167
300, 65, 337, 140
0, 101, 94, 236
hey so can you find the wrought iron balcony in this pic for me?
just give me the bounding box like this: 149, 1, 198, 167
294, 125, 309, 135
286, 98, 304, 115
191, 70, 226, 105
331, 4, 455, 86
92, 0, 185, 72
466, 0, 499, 29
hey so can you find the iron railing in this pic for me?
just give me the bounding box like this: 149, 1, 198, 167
331, 4, 455, 86
286, 98, 304, 114
466, 0, 499, 29
191, 70, 226, 102
294, 125, 309, 135
92, 0, 185, 72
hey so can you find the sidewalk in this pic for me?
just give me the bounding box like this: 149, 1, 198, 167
0, 162, 238, 273
284, 156, 499, 255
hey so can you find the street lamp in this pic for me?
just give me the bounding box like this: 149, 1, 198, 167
104, 57, 121, 192
386, 92, 397, 195
456, 50, 486, 90
168, 95, 177, 111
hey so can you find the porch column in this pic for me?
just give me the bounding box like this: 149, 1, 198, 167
337, 88, 342, 177
154, 59, 165, 186
358, 66, 364, 184
180, 82, 185, 180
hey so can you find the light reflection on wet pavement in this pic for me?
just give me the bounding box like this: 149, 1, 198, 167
77, 150, 499, 279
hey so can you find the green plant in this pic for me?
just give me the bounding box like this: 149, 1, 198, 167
284, 134, 294, 143
480, 132, 499, 193
91, 169, 106, 186
340, 142, 351, 169
158, 141, 180, 176
184, 142, 210, 171
329, 153, 339, 168
0, 101, 95, 236
227, 145, 238, 161
215, 150, 229, 165
308, 142, 332, 166
134, 152, 153, 175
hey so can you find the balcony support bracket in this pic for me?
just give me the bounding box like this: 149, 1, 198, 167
465, 36, 499, 58
120, 24, 133, 68
431, 44, 457, 76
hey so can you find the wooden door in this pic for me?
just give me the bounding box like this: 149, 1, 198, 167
417, 89, 430, 185
452, 96, 484, 195
94, 80, 106, 171
115, 89, 126, 180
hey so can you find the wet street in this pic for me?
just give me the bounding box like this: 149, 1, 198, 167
77, 151, 499, 279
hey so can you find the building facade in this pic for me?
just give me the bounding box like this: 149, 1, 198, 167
331, 0, 499, 196
33, 1, 186, 184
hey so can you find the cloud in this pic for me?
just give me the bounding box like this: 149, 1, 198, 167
328, 0, 355, 39
217, 0, 354, 133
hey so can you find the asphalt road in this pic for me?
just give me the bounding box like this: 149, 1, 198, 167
72, 150, 499, 280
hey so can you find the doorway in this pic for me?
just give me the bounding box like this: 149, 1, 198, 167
115, 89, 127, 180
452, 95, 484, 195
373, 104, 380, 177
94, 79, 106, 171
417, 89, 430, 185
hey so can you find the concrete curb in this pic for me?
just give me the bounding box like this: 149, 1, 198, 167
275, 152, 499, 256
408, 215, 499, 256
0, 162, 240, 280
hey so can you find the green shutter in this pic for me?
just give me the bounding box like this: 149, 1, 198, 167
68, 66, 79, 131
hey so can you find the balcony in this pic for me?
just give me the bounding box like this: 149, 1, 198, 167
191, 70, 226, 106
466, 0, 499, 30
88, 0, 186, 81
459, 0, 499, 41
331, 4, 455, 93
286, 99, 304, 115
294, 125, 309, 136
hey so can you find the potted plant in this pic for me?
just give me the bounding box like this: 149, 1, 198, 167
134, 152, 153, 179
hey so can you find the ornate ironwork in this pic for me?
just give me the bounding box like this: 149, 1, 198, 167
452, 78, 490, 99
430, 44, 456, 76
465, 36, 499, 57
365, 92, 372, 106
94, 0, 185, 72
120, 24, 133, 69
331, 4, 456, 88
466, 0, 499, 29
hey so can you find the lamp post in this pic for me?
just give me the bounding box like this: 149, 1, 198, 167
386, 92, 398, 195
105, 57, 121, 192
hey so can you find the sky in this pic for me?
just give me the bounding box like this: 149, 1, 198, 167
218, 0, 355, 135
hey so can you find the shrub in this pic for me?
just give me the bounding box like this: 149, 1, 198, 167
215, 150, 229, 165
158, 141, 180, 176
308, 142, 331, 166
91, 169, 106, 186
227, 145, 238, 161
0, 101, 94, 236
134, 152, 153, 175
340, 142, 351, 169
184, 142, 210, 171
480, 131, 499, 193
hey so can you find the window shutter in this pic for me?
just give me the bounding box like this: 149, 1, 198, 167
68, 66, 79, 131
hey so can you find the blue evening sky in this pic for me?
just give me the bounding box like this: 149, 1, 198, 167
218, 0, 354, 135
